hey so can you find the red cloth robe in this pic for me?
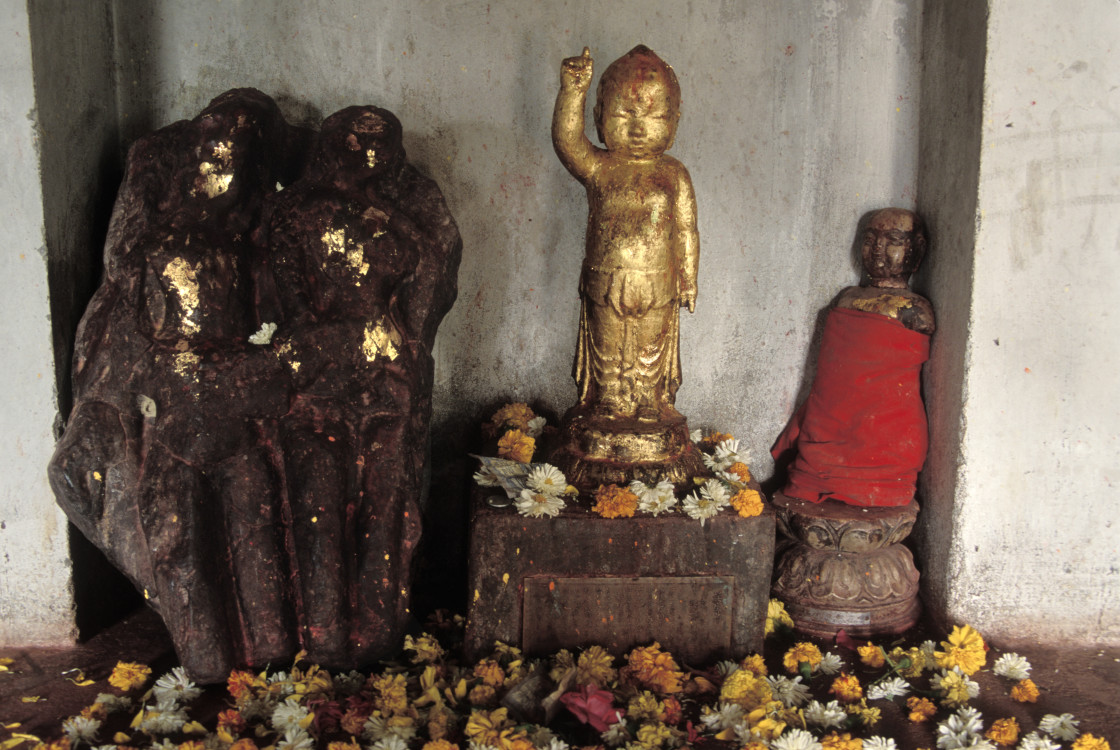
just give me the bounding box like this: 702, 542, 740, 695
772, 306, 930, 506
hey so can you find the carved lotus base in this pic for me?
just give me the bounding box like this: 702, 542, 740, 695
771, 493, 921, 638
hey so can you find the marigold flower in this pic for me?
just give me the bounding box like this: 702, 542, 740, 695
497, 429, 535, 463
576, 645, 617, 688
905, 696, 937, 723
701, 431, 734, 448
226, 670, 257, 703
742, 743, 769, 750
934, 624, 987, 675
178, 742, 205, 750
828, 673, 862, 703
934, 668, 977, 707
740, 653, 768, 676
719, 668, 772, 711
1072, 734, 1111, 750
782, 642, 823, 674
821, 732, 862, 750
621, 643, 685, 695
660, 696, 682, 724
636, 722, 673, 749
468, 684, 496, 706
1011, 678, 1040, 703
217, 709, 246, 735
627, 691, 663, 722
326, 741, 361, 750
858, 643, 886, 668
752, 716, 787, 740
848, 699, 880, 727
403, 633, 445, 664
369, 673, 409, 716
730, 488, 764, 518
765, 599, 795, 636
488, 402, 535, 434
726, 461, 752, 483
229, 739, 257, 750
473, 658, 506, 689
108, 662, 151, 692
463, 707, 511, 746
986, 717, 1020, 747
592, 484, 639, 519
889, 646, 925, 677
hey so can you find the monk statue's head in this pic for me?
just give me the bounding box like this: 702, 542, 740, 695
593, 45, 681, 159
861, 208, 927, 286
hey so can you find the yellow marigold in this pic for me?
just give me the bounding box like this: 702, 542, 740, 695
635, 722, 673, 749
468, 684, 496, 706
821, 732, 863, 750
592, 484, 639, 518
985, 717, 1020, 747
782, 642, 823, 674
38, 739, 70, 750
829, 672, 863, 703
497, 429, 535, 463
752, 717, 787, 740
740, 653, 768, 676
178, 742, 205, 750
621, 642, 685, 695
846, 700, 880, 727
488, 402, 535, 433
889, 646, 926, 677
108, 661, 151, 692
421, 742, 459, 750
726, 462, 752, 483
858, 643, 885, 668
627, 691, 663, 722
80, 703, 107, 721
765, 599, 795, 636
1072, 734, 1111, 750
370, 673, 409, 716
906, 696, 937, 723
742, 744, 769, 750
403, 633, 445, 664
719, 668, 773, 712
731, 488, 764, 518
505, 734, 536, 750
937, 669, 973, 708
229, 740, 257, 750
549, 649, 575, 684
473, 658, 506, 689
576, 645, 617, 688
1011, 678, 1039, 703
934, 624, 987, 675
464, 708, 511, 746
327, 741, 360, 750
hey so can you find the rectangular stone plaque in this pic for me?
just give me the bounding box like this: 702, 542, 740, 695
522, 575, 734, 663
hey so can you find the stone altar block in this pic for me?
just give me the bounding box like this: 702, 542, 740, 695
465, 493, 775, 662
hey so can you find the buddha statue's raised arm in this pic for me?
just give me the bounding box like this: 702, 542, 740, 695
552, 47, 600, 183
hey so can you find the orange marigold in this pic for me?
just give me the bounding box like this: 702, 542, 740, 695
216, 709, 246, 735
821, 732, 863, 750
497, 429, 535, 463
227, 670, 256, 703
229, 740, 257, 750
620, 642, 685, 695
487, 402, 535, 434
906, 696, 937, 723
985, 717, 1020, 747
473, 658, 506, 689
592, 484, 639, 519
829, 672, 863, 703
782, 642, 823, 673
1072, 734, 1112, 750
701, 431, 734, 448
421, 742, 460, 750
730, 488, 764, 518
726, 462, 752, 483
858, 643, 886, 668
327, 741, 360, 750
108, 661, 151, 692
1011, 678, 1039, 703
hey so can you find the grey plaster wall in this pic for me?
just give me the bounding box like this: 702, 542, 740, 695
110, 0, 923, 480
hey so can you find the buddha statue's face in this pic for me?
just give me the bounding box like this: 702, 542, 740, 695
862, 208, 922, 283
597, 78, 678, 160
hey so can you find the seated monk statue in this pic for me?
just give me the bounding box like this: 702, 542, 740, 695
772, 208, 935, 507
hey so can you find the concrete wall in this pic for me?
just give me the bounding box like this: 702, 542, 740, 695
920, 0, 1120, 646
0, 2, 77, 646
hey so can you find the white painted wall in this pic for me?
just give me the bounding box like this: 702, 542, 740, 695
0, 3, 76, 646
938, 0, 1120, 645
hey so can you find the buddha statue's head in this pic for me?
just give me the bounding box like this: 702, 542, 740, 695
316, 106, 405, 186
861, 208, 927, 287
593, 45, 681, 160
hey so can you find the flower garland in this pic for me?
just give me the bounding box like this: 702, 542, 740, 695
3, 609, 1111, 750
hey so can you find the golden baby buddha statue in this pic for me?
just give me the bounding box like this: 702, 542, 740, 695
549, 45, 706, 490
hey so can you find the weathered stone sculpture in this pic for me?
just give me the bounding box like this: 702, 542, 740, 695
548, 46, 706, 490
770, 207, 932, 636
49, 90, 461, 682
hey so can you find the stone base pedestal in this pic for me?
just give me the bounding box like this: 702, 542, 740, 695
771, 493, 920, 639
548, 406, 708, 491
465, 492, 775, 662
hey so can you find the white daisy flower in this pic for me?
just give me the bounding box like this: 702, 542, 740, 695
632, 479, 678, 515
267, 670, 296, 696
690, 428, 704, 443
700, 478, 731, 506
473, 468, 502, 487
601, 718, 631, 747
468, 742, 499, 750
714, 660, 741, 677
526, 416, 547, 438
961, 741, 997, 750
371, 736, 410, 750
937, 707, 984, 749
700, 702, 745, 731
804, 699, 847, 729
863, 738, 898, 750
1038, 713, 1080, 741
818, 652, 844, 675
767, 675, 811, 707
62, 716, 101, 744
271, 696, 311, 732
93, 693, 132, 713
1017, 731, 1062, 750
148, 741, 177, 750
992, 653, 1031, 681
248, 322, 277, 345
867, 676, 910, 700
772, 727, 823, 750
527, 464, 567, 496
139, 705, 188, 735
515, 487, 565, 517
683, 490, 720, 525
151, 666, 201, 705
545, 738, 571, 750
276, 727, 315, 750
